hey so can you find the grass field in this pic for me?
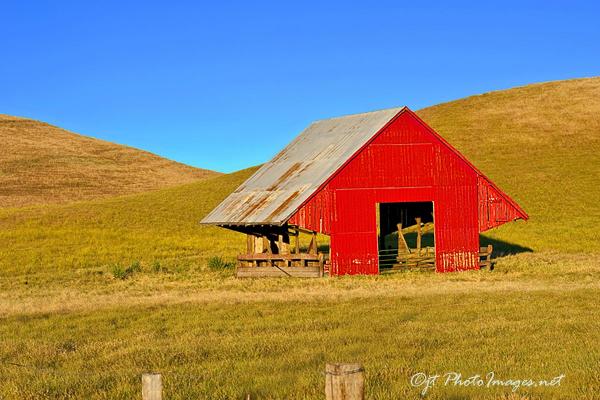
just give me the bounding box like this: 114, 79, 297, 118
1, 254, 599, 399
1, 78, 600, 399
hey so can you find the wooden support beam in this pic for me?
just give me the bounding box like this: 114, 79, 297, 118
400, 222, 434, 234
254, 236, 264, 253
318, 253, 324, 277
290, 225, 320, 235
415, 217, 422, 255
278, 234, 283, 254
246, 234, 254, 254
295, 227, 300, 254
238, 253, 322, 261
277, 234, 290, 255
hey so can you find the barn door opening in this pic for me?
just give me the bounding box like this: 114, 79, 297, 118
377, 201, 435, 271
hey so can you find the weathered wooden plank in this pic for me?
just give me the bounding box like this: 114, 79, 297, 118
246, 234, 253, 254
254, 236, 265, 253
236, 266, 322, 278
325, 363, 365, 400
401, 222, 434, 234
318, 253, 325, 277
289, 225, 319, 235
265, 236, 272, 255
142, 373, 162, 400
238, 253, 321, 261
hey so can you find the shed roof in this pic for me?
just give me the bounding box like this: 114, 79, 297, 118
201, 107, 406, 226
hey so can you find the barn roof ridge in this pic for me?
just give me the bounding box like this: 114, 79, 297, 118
311, 106, 407, 123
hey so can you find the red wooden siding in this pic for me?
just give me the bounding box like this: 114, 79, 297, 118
288, 187, 335, 234
289, 109, 524, 275
478, 176, 525, 231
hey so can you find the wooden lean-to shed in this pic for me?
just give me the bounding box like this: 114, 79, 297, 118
201, 107, 528, 276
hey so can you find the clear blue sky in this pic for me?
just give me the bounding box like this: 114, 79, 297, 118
2, 1, 599, 172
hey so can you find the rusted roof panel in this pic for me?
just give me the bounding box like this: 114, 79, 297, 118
201, 107, 405, 225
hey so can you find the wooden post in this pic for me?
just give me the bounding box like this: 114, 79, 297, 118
246, 234, 254, 254
278, 234, 283, 255
309, 232, 318, 255
142, 373, 162, 400
254, 236, 264, 254
278, 234, 290, 255
318, 253, 324, 277
295, 227, 300, 254
265, 236, 272, 254
325, 363, 364, 400
415, 217, 422, 255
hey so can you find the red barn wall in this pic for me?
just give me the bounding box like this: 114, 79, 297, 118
289, 110, 482, 274
478, 176, 524, 231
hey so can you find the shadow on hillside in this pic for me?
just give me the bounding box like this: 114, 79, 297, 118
479, 235, 533, 257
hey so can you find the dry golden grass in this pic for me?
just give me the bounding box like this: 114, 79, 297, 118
1, 253, 598, 399
0, 114, 220, 207
0, 252, 598, 319
2, 78, 600, 399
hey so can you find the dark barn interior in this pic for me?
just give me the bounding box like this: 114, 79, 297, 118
377, 201, 435, 269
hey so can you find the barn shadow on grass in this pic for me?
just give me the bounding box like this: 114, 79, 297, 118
479, 235, 533, 257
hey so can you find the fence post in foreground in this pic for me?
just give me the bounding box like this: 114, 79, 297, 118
142, 373, 162, 400
325, 363, 364, 400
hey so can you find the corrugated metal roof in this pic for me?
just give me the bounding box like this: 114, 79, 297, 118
201, 107, 406, 226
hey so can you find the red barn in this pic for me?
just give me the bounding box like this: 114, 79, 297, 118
202, 107, 528, 276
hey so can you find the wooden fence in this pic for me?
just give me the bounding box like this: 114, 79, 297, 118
142, 363, 364, 400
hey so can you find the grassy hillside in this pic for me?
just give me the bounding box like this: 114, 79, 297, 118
2, 78, 600, 399
0, 114, 219, 208
0, 167, 257, 276
417, 77, 600, 252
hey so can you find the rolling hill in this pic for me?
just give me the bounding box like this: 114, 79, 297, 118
1, 77, 600, 275
0, 114, 220, 208
2, 78, 600, 399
